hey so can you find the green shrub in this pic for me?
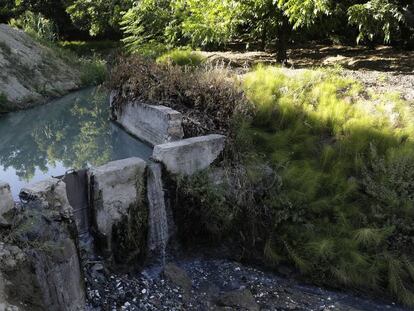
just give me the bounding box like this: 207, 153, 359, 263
58, 40, 121, 56
156, 49, 205, 67
128, 42, 168, 59
9, 11, 58, 42
80, 57, 107, 86
173, 163, 288, 250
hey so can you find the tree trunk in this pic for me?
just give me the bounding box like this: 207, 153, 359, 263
261, 23, 267, 51
276, 16, 290, 64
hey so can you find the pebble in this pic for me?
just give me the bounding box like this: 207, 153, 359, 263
81, 254, 410, 311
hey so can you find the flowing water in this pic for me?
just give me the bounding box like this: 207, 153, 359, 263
0, 87, 153, 199
146, 162, 170, 266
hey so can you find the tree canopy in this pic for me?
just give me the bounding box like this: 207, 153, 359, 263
1, 0, 414, 59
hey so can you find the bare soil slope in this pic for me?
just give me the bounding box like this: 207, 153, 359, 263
0, 24, 81, 112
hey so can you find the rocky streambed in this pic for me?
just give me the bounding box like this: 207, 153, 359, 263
84, 252, 408, 311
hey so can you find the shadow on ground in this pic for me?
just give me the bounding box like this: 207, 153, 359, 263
203, 44, 414, 74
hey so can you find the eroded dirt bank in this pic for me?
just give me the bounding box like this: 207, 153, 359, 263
0, 24, 81, 112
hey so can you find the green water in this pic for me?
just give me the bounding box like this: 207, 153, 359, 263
0, 87, 153, 199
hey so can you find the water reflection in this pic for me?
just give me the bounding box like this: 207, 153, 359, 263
0, 87, 153, 198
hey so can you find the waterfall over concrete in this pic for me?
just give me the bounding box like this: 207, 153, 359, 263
147, 162, 169, 264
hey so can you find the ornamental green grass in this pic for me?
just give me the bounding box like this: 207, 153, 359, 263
240, 66, 414, 306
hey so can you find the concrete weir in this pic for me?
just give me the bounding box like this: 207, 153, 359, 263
0, 94, 227, 310
111, 97, 184, 146
88, 157, 147, 258
153, 134, 226, 175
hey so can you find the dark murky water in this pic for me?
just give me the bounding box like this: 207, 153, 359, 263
0, 87, 153, 199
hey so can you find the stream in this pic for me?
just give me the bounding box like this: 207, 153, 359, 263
0, 87, 152, 199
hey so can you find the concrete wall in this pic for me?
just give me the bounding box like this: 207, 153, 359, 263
88, 157, 147, 258
153, 134, 226, 175
112, 100, 184, 146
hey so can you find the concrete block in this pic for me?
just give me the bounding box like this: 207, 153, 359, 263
152, 134, 226, 175
112, 100, 184, 146
89, 157, 147, 254
0, 182, 14, 216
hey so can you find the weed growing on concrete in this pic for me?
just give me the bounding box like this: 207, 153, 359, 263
110, 56, 252, 137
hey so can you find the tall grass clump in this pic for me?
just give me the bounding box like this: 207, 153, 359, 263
80, 57, 108, 86
156, 49, 205, 67
9, 11, 58, 42
238, 66, 414, 306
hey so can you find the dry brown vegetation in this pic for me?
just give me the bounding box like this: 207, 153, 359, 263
110, 56, 253, 137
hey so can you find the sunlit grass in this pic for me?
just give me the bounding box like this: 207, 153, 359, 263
240, 66, 414, 305
156, 49, 205, 67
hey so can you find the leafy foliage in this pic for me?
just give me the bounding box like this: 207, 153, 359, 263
170, 0, 241, 47
236, 0, 283, 50
0, 0, 16, 23
6, 0, 414, 55
66, 0, 133, 37
121, 0, 172, 53
278, 0, 332, 29
348, 0, 406, 43
9, 11, 58, 41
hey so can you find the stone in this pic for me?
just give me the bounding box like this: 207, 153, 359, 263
0, 270, 20, 311
152, 134, 226, 175
163, 263, 192, 292
0, 215, 10, 228
19, 178, 72, 218
0, 201, 86, 311
111, 99, 184, 146
0, 182, 14, 216
88, 157, 147, 260
217, 289, 260, 311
